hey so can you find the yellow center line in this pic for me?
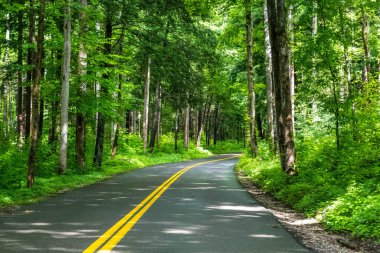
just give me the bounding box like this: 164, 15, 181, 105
83, 155, 240, 253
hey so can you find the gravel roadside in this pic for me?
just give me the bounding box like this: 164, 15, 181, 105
236, 170, 380, 253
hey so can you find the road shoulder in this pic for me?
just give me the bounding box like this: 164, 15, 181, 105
236, 169, 380, 253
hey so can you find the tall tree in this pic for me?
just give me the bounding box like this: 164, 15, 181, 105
149, 81, 161, 152
59, 0, 71, 175
27, 0, 45, 187
93, 6, 112, 167
17, 9, 24, 146
264, 2, 275, 152
245, 0, 258, 157
75, 0, 88, 170
184, 95, 190, 150
267, 0, 297, 175
25, 0, 36, 141
142, 56, 151, 151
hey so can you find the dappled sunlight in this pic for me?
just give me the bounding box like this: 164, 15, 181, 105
249, 234, 281, 238
206, 205, 268, 212
163, 228, 194, 234
286, 218, 319, 226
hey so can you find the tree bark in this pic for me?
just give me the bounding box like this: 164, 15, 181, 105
264, 3, 275, 152
27, 0, 45, 188
111, 75, 122, 160
129, 111, 134, 133
267, 0, 297, 175
38, 97, 44, 139
246, 0, 258, 157
174, 109, 179, 152
149, 82, 161, 152
59, 0, 71, 175
17, 10, 24, 147
3, 14, 10, 138
288, 4, 295, 134
184, 95, 190, 150
75, 0, 88, 170
25, 0, 36, 141
93, 10, 112, 168
142, 56, 151, 151
213, 104, 219, 146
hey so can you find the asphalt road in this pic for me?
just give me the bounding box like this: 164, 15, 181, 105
0, 155, 311, 253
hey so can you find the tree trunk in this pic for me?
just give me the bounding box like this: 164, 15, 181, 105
59, 0, 71, 175
257, 113, 264, 139
184, 96, 190, 150
361, 5, 370, 83
213, 105, 219, 146
149, 82, 161, 152
27, 0, 45, 188
288, 4, 295, 134
264, 3, 275, 152
142, 57, 151, 151
93, 10, 112, 168
38, 97, 44, 139
25, 0, 36, 141
111, 75, 122, 160
129, 111, 134, 134
75, 0, 88, 170
246, 0, 258, 157
48, 101, 58, 145
174, 109, 179, 153
156, 96, 161, 147
17, 9, 24, 147
2, 14, 10, 138
137, 111, 141, 136
267, 0, 296, 175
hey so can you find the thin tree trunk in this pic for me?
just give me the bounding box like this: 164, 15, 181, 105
184, 95, 190, 150
264, 3, 275, 152
111, 75, 122, 160
59, 0, 71, 174
75, 0, 88, 170
17, 9, 24, 147
288, 5, 295, 134
93, 10, 112, 168
174, 109, 179, 153
129, 111, 134, 134
142, 57, 151, 151
246, 0, 258, 157
156, 95, 161, 147
38, 97, 44, 139
257, 113, 264, 139
25, 0, 36, 141
213, 104, 219, 146
3, 14, 10, 138
27, 0, 45, 188
361, 5, 370, 83
149, 82, 161, 152
137, 111, 141, 136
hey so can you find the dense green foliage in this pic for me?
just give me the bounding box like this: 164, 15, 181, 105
238, 136, 380, 240
0, 134, 213, 208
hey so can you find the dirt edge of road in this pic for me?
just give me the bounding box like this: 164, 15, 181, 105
236, 169, 380, 253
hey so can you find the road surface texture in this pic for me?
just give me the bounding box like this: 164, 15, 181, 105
0, 155, 311, 253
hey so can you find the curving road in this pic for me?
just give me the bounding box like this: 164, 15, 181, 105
0, 155, 310, 252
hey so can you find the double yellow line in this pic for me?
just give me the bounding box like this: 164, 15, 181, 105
83, 155, 239, 253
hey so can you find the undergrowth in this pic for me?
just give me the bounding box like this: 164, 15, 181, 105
237, 138, 380, 242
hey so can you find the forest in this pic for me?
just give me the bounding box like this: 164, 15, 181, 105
0, 0, 379, 245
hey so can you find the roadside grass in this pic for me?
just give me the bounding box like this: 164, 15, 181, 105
236, 139, 380, 242
204, 140, 244, 154
0, 134, 212, 210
